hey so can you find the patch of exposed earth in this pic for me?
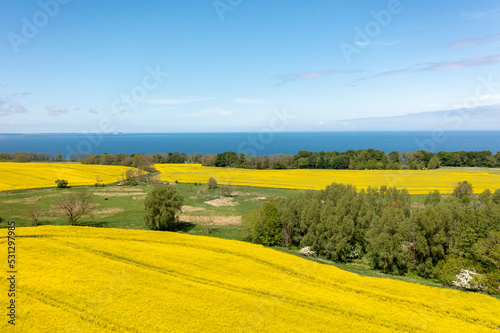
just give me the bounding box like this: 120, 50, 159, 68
181, 205, 205, 213
93, 192, 144, 197
180, 215, 242, 225
204, 197, 237, 207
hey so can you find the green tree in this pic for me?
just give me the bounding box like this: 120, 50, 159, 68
322, 184, 371, 261
13, 154, 30, 162
473, 231, 500, 270
492, 189, 500, 204
277, 195, 306, 247
427, 156, 440, 169
424, 190, 441, 206
367, 206, 408, 274
144, 185, 183, 231
407, 204, 450, 277
453, 181, 473, 199
478, 189, 492, 205
215, 151, 238, 167
243, 198, 282, 246
299, 198, 324, 253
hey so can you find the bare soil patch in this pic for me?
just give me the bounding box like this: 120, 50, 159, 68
94, 188, 145, 192
204, 197, 237, 207
180, 215, 242, 225
95, 208, 125, 215
181, 205, 205, 213
232, 191, 250, 196
246, 196, 267, 202
93, 192, 144, 197
4, 199, 22, 204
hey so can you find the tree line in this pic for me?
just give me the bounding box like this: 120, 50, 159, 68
243, 181, 500, 294
3, 149, 499, 170
0, 152, 65, 162
207, 149, 500, 170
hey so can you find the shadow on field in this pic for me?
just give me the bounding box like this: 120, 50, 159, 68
171, 221, 196, 232
77, 220, 109, 228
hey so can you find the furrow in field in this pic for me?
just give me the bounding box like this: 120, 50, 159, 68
22, 289, 139, 333
48, 237, 414, 331
48, 236, 499, 331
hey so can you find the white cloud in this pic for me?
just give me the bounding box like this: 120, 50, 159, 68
0, 96, 28, 116
274, 69, 367, 86
448, 33, 500, 48
461, 8, 500, 20
351, 54, 500, 86
88, 108, 99, 114
138, 98, 213, 105
46, 106, 69, 116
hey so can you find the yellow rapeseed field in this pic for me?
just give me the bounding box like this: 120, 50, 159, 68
156, 164, 500, 194
0, 162, 133, 192
1, 226, 499, 332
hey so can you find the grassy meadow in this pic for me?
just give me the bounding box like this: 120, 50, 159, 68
2, 226, 499, 332
0, 182, 302, 240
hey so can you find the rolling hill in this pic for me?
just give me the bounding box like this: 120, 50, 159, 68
2, 226, 499, 332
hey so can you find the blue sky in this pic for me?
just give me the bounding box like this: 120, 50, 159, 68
1, 0, 500, 133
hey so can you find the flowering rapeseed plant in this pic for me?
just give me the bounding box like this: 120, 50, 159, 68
1, 226, 499, 332
155, 164, 500, 194
0, 162, 134, 191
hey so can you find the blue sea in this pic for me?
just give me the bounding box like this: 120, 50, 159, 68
0, 131, 499, 157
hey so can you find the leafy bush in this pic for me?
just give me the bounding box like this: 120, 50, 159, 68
434, 256, 482, 286
483, 270, 500, 294
220, 182, 235, 197
207, 177, 217, 189
55, 179, 68, 188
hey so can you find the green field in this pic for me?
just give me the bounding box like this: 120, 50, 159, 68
0, 182, 303, 239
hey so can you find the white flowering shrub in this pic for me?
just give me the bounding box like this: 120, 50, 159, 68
452, 269, 485, 291
348, 244, 362, 259
299, 246, 316, 257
